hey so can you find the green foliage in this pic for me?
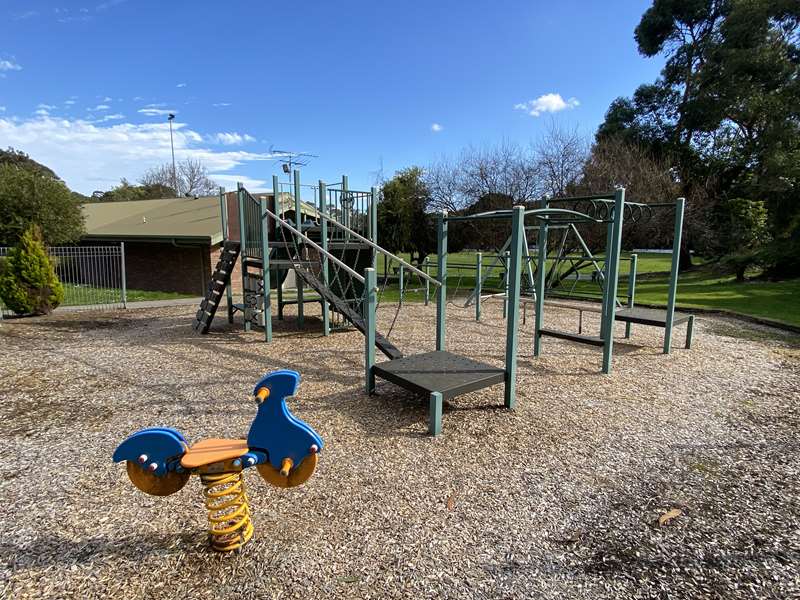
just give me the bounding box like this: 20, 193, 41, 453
598, 0, 800, 276
377, 167, 436, 263
0, 226, 64, 315
0, 163, 85, 246
88, 179, 176, 203
0, 148, 60, 180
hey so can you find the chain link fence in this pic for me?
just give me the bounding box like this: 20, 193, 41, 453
0, 244, 127, 318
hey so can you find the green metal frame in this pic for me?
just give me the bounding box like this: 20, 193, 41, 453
319, 180, 330, 336
219, 187, 235, 324
293, 169, 304, 328
436, 211, 447, 352
664, 197, 685, 353
260, 197, 272, 342
364, 268, 376, 394
237, 183, 251, 332
504, 206, 525, 409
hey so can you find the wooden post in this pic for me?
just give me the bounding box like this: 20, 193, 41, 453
364, 268, 376, 394
436, 211, 447, 352
260, 197, 272, 342
664, 197, 685, 354
504, 206, 525, 409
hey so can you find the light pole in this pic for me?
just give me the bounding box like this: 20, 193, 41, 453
167, 113, 177, 195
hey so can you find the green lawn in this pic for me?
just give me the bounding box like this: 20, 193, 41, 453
60, 285, 194, 307
376, 251, 800, 327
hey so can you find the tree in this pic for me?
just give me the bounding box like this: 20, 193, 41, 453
377, 168, 436, 264
140, 157, 218, 197
597, 0, 800, 277
0, 225, 64, 315
535, 121, 588, 198
0, 148, 60, 180
89, 179, 176, 203
0, 163, 85, 246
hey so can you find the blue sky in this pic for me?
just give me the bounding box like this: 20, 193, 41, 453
0, 1, 663, 195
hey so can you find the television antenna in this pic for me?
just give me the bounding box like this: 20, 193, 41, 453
270, 147, 319, 184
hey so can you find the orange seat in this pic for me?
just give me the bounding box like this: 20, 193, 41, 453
180, 439, 249, 469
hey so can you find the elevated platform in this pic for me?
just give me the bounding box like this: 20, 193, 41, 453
373, 351, 506, 435
614, 306, 692, 326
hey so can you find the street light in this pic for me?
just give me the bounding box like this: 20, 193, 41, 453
167, 113, 177, 195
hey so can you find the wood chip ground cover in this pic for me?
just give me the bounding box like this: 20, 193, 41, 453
0, 301, 797, 599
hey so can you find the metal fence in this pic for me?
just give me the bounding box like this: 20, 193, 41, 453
0, 244, 127, 317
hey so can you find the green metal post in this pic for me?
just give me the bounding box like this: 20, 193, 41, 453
220, 187, 235, 324
342, 174, 349, 229
601, 189, 626, 374
260, 197, 272, 342
293, 170, 305, 328
504, 206, 525, 409
502, 250, 510, 319
273, 176, 284, 321
398, 264, 404, 306
625, 253, 638, 339
370, 186, 378, 270
436, 211, 447, 352
319, 180, 330, 336
664, 197, 685, 354
429, 391, 443, 436
475, 252, 482, 321
533, 219, 548, 357
600, 218, 615, 340
237, 183, 250, 332
424, 259, 430, 306
364, 268, 376, 394
685, 315, 694, 349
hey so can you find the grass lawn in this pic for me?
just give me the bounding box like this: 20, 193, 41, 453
60, 285, 195, 306
375, 251, 800, 327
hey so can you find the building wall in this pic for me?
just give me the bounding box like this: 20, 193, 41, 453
121, 241, 211, 296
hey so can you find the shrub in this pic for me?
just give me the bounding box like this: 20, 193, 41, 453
0, 226, 64, 315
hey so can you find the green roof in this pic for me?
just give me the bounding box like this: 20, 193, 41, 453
81, 193, 320, 245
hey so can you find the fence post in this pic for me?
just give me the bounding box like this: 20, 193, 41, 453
364, 268, 376, 394
260, 198, 272, 342
293, 170, 304, 329
664, 197, 685, 354
273, 176, 285, 321
436, 211, 448, 352
237, 183, 251, 332
625, 253, 638, 339
319, 180, 330, 336
120, 242, 127, 309
476, 252, 482, 321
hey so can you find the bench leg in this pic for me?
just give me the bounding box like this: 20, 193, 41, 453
578, 310, 583, 335
685, 315, 694, 349
429, 392, 443, 436
624, 321, 632, 339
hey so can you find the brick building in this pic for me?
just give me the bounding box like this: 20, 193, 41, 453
82, 195, 234, 296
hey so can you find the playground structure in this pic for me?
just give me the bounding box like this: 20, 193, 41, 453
193, 174, 694, 435
113, 370, 323, 552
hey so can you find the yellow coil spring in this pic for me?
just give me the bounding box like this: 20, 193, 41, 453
200, 471, 254, 552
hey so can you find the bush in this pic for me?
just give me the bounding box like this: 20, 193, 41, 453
0, 226, 64, 315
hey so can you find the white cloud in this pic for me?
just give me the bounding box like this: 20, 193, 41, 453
0, 114, 278, 194
34, 109, 50, 116
64, 99, 76, 106
212, 102, 231, 107
101, 96, 113, 102
176, 83, 187, 88
0, 106, 6, 112
0, 59, 22, 72
210, 132, 256, 146
431, 123, 443, 132
37, 103, 56, 110
514, 93, 580, 117
209, 174, 268, 191
98, 113, 125, 122
138, 107, 177, 117
89, 104, 111, 112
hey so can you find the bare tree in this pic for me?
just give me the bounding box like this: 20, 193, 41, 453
424, 155, 465, 212
140, 157, 218, 197
534, 120, 589, 198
